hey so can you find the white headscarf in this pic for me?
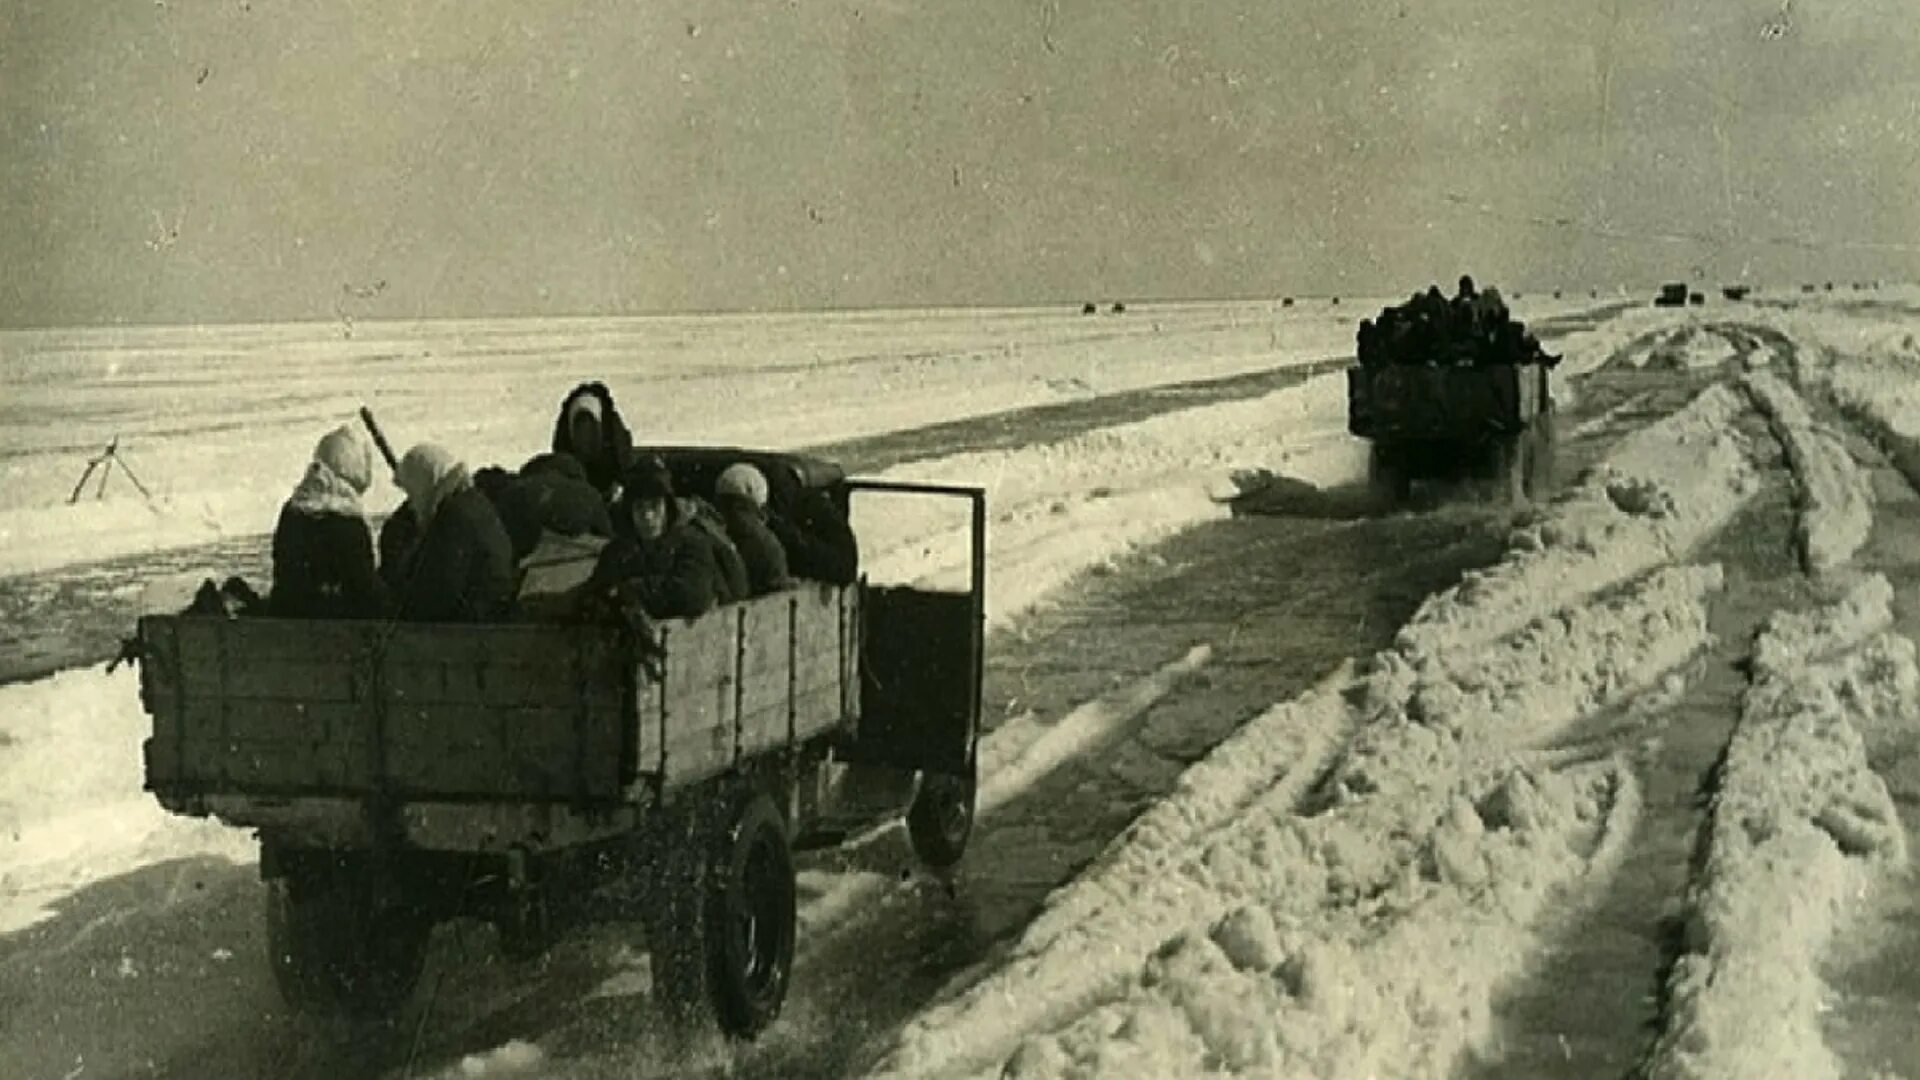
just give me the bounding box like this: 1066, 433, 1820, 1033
287, 425, 374, 518
394, 442, 473, 525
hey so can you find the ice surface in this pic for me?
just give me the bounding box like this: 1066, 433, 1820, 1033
1646, 575, 1917, 1080
0, 302, 1357, 578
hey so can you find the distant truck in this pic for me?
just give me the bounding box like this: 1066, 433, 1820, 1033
131, 448, 985, 1040
1654, 283, 1690, 307
1721, 285, 1752, 301
1348, 361, 1552, 506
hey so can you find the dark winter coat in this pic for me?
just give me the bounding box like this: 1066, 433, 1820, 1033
270, 506, 390, 618
584, 516, 726, 620
490, 465, 614, 562
551, 382, 637, 499
679, 497, 750, 603
269, 425, 389, 619
716, 495, 793, 597
391, 486, 517, 623
377, 507, 420, 594
770, 489, 859, 586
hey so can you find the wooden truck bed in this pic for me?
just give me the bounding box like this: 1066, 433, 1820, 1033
138, 582, 860, 816
1346, 362, 1547, 442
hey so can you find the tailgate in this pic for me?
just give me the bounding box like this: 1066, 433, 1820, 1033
1350, 363, 1540, 440
138, 616, 631, 803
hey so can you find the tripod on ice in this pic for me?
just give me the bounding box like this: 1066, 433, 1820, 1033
69, 436, 153, 504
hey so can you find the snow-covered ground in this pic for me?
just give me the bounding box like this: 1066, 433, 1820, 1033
0, 297, 1605, 580
871, 378, 1759, 1079
12, 294, 1920, 1079
1647, 575, 1915, 1080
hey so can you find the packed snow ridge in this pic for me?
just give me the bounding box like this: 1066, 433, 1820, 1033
1742, 371, 1873, 575
868, 369, 1763, 1078
1392, 380, 1757, 674
1646, 574, 1916, 1080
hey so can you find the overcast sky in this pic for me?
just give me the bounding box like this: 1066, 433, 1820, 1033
3, 0, 1917, 326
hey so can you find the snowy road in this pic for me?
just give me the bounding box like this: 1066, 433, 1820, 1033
5, 297, 1920, 1079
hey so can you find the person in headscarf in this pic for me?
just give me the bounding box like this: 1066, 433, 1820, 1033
387, 442, 516, 622
550, 382, 636, 500
713, 463, 794, 597
582, 457, 726, 620
269, 425, 390, 618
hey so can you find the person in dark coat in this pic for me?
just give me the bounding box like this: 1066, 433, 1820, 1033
388, 442, 516, 622
269, 424, 390, 618
487, 452, 615, 562
769, 487, 859, 586
551, 382, 636, 500
713, 463, 794, 597
677, 493, 751, 603
583, 459, 726, 620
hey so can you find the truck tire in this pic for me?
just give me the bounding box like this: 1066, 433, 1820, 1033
907, 765, 977, 870
646, 792, 796, 1040
1503, 436, 1530, 506
1367, 443, 1410, 507
265, 863, 430, 1020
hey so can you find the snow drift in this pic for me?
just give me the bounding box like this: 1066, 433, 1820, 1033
1645, 574, 1916, 1080
1742, 371, 1873, 575
866, 370, 1760, 1078
1392, 381, 1757, 674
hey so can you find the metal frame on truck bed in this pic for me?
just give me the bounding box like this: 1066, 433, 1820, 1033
132, 453, 986, 1039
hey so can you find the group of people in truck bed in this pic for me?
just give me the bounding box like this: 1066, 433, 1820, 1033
1355, 276, 1561, 370
265, 381, 857, 628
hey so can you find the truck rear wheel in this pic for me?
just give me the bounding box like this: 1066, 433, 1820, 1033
1367, 443, 1410, 507
907, 766, 977, 870
265, 862, 430, 1020
1502, 436, 1532, 506
645, 792, 796, 1040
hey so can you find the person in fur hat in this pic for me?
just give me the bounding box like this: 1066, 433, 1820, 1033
269, 424, 391, 618
550, 382, 636, 500
582, 457, 727, 620
387, 442, 516, 622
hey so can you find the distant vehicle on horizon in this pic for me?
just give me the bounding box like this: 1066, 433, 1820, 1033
1654, 283, 1689, 307
1722, 285, 1751, 301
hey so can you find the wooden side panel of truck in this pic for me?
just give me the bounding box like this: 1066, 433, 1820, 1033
139, 582, 861, 813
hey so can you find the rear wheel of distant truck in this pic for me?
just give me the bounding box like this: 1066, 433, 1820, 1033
907, 763, 977, 870
1367, 442, 1411, 507
1501, 435, 1531, 506
645, 791, 796, 1040
265, 859, 431, 1020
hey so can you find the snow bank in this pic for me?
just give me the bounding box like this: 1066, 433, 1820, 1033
868, 560, 1722, 1080
0, 666, 256, 932
1742, 371, 1873, 574
1393, 381, 1757, 673
862, 371, 1360, 628
995, 761, 1639, 1080
1646, 574, 1916, 1080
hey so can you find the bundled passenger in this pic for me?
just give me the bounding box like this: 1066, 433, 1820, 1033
770, 487, 859, 586
489, 452, 615, 563
675, 493, 751, 603
582, 458, 726, 620
269, 425, 390, 619
713, 463, 794, 597
551, 382, 636, 500
387, 443, 516, 622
